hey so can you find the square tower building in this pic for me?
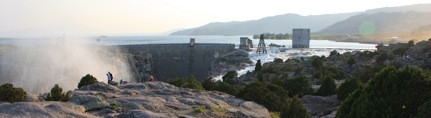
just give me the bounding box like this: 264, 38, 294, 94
292, 29, 310, 48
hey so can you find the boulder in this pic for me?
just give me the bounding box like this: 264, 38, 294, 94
301, 95, 339, 117
70, 95, 110, 111
0, 102, 93, 118
25, 93, 40, 102
79, 82, 121, 92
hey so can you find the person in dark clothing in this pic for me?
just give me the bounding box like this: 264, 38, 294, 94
108, 72, 113, 81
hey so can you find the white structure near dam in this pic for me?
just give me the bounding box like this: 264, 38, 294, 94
292, 29, 310, 48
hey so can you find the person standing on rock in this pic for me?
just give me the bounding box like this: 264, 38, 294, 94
149, 75, 155, 82
108, 72, 113, 81
107, 73, 112, 83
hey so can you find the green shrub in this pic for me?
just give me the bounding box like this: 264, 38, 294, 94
213, 82, 239, 96
168, 75, 204, 90
284, 76, 314, 97
202, 77, 216, 90
45, 84, 72, 102
222, 71, 238, 85
415, 100, 431, 118
270, 112, 280, 118
315, 77, 336, 96
376, 53, 388, 65
194, 106, 207, 113
280, 96, 310, 118
0, 83, 26, 103
336, 66, 431, 118
255, 59, 262, 72
311, 56, 323, 68
78, 74, 98, 89
347, 56, 356, 67
329, 50, 340, 57
237, 82, 288, 111
274, 58, 283, 63
337, 78, 362, 101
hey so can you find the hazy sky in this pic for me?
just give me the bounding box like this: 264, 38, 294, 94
0, 0, 430, 37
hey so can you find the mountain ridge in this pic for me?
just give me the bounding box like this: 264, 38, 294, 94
170, 3, 431, 36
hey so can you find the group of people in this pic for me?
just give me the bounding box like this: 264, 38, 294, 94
107, 71, 155, 85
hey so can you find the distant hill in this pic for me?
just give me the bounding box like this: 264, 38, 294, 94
170, 13, 358, 35
320, 12, 431, 34
170, 3, 431, 37
319, 12, 431, 42
363, 3, 431, 14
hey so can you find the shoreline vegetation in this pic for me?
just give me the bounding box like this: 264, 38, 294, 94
252, 33, 290, 40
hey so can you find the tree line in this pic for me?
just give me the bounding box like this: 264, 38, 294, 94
253, 33, 290, 39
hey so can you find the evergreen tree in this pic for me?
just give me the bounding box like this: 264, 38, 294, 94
201, 77, 216, 90
283, 76, 314, 97
337, 78, 362, 101
336, 66, 431, 118
0, 83, 26, 103
168, 75, 204, 90
329, 50, 339, 57
237, 82, 288, 111
78, 74, 98, 89
213, 82, 239, 96
415, 100, 431, 118
255, 59, 262, 72
347, 56, 356, 67
280, 96, 310, 118
315, 77, 336, 96
222, 71, 238, 85
45, 84, 72, 102
311, 56, 323, 68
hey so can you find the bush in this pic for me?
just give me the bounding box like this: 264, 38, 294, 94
194, 106, 207, 113
78, 74, 98, 89
237, 82, 288, 111
222, 71, 238, 85
213, 82, 240, 96
283, 76, 314, 97
336, 66, 431, 118
392, 47, 408, 55
0, 83, 26, 103
376, 53, 388, 65
416, 100, 431, 118
45, 84, 72, 102
311, 56, 323, 68
274, 58, 283, 63
202, 77, 216, 90
337, 78, 362, 101
255, 59, 262, 72
329, 50, 339, 57
315, 77, 336, 96
347, 56, 356, 67
168, 75, 204, 90
280, 96, 310, 118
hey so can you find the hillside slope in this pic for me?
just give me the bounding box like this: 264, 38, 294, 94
319, 12, 431, 42
170, 13, 357, 35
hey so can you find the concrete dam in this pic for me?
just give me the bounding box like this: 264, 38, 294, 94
121, 43, 237, 82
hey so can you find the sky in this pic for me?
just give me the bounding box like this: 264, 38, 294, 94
0, 0, 430, 38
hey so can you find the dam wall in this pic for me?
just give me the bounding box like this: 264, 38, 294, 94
121, 43, 235, 82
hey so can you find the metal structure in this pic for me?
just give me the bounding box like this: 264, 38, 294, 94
256, 34, 267, 54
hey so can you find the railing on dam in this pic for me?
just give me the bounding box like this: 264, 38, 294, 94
235, 45, 376, 50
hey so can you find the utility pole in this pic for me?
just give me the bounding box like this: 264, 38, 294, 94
256, 34, 267, 54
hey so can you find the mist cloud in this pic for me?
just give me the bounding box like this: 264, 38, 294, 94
0, 38, 134, 94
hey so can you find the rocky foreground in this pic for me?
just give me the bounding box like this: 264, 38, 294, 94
0, 82, 269, 118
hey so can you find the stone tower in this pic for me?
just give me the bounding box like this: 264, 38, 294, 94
292, 29, 310, 48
